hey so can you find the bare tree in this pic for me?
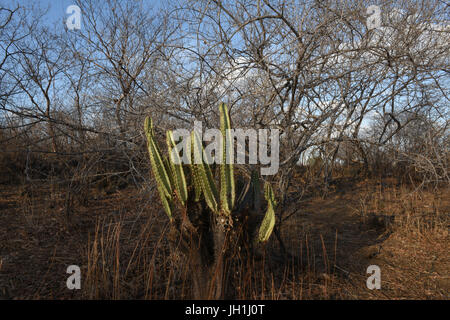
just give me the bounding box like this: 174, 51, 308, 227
169, 0, 449, 252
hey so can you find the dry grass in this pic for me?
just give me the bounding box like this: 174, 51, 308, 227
0, 177, 448, 299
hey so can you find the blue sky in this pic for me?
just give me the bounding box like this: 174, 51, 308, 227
5, 0, 163, 28
9, 0, 73, 24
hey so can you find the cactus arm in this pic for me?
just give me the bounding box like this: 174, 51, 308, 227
257, 182, 276, 243
167, 131, 188, 205
219, 102, 235, 215
192, 130, 219, 213
144, 117, 172, 197
144, 117, 173, 219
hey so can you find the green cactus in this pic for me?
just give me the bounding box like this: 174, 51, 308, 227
144, 117, 173, 220
144, 103, 276, 241
144, 103, 278, 299
191, 129, 220, 214
219, 102, 235, 215
257, 182, 276, 243
166, 131, 188, 205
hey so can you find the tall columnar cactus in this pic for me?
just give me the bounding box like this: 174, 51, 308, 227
219, 102, 235, 215
144, 103, 277, 298
144, 103, 276, 243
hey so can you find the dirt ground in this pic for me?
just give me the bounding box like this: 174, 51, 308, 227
0, 178, 448, 299
279, 178, 449, 299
